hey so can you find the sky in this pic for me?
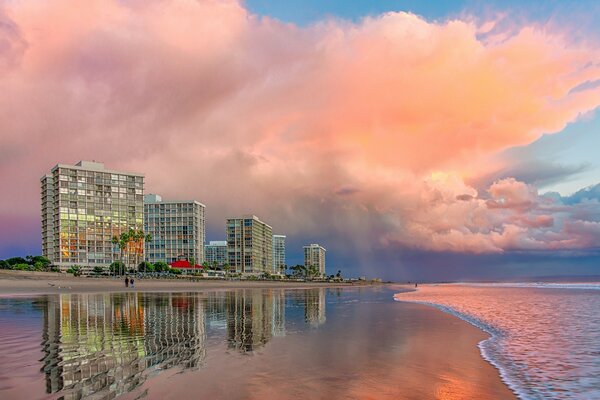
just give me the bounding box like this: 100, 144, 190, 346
0, 0, 599, 281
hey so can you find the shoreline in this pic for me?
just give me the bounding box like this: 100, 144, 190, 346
0, 272, 516, 399
394, 286, 518, 399
0, 270, 368, 296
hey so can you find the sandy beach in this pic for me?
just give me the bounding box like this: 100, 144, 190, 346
0, 270, 361, 296
0, 272, 516, 399
120, 299, 517, 400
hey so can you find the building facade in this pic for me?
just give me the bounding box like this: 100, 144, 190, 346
272, 235, 286, 275
205, 240, 227, 268
144, 194, 205, 265
303, 244, 326, 276
41, 161, 144, 272
226, 216, 273, 274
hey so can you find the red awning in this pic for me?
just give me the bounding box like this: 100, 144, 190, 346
170, 260, 201, 269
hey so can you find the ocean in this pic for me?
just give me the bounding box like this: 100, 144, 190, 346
395, 283, 600, 400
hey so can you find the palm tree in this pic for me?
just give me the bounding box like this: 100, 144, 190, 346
112, 232, 129, 276
129, 229, 151, 273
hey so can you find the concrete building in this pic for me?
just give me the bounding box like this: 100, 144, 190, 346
272, 234, 286, 275
144, 194, 205, 265
226, 216, 273, 275
205, 240, 228, 268
41, 161, 144, 272
303, 244, 326, 277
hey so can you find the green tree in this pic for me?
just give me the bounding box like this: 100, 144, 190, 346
138, 261, 155, 272
93, 266, 104, 275
112, 233, 129, 275
33, 261, 46, 271
154, 261, 168, 272
6, 257, 27, 266
110, 261, 124, 275
0, 260, 9, 269
223, 263, 231, 277
306, 264, 319, 280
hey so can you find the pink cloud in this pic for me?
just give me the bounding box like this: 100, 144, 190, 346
0, 0, 599, 256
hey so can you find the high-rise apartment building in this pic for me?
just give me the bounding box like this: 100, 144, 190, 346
205, 240, 228, 268
272, 235, 286, 275
144, 194, 205, 264
226, 216, 273, 274
41, 161, 144, 272
303, 244, 326, 276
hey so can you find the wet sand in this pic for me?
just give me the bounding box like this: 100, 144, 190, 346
121, 298, 516, 400
0, 274, 516, 399
0, 270, 359, 295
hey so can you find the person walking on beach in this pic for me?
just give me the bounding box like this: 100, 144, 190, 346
130, 278, 135, 288
415, 282, 418, 288
125, 277, 129, 287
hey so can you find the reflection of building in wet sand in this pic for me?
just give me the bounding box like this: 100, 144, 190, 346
143, 293, 206, 371
226, 289, 287, 352
41, 293, 206, 399
271, 290, 286, 337
304, 288, 327, 327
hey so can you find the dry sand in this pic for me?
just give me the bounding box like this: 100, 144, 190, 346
0, 270, 359, 296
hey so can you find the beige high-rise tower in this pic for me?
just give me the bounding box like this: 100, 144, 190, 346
144, 194, 206, 264
226, 215, 273, 274
41, 161, 144, 272
303, 244, 326, 277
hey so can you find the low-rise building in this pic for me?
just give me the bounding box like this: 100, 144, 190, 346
205, 240, 228, 268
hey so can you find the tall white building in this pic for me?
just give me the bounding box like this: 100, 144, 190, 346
272, 235, 286, 275
303, 244, 326, 277
41, 161, 144, 272
144, 194, 205, 264
205, 240, 228, 268
226, 216, 273, 275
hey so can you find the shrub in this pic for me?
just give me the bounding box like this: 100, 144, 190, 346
138, 261, 155, 273
154, 261, 168, 272
67, 265, 82, 277
14, 263, 32, 271
93, 266, 104, 275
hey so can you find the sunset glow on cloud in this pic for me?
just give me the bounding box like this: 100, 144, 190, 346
1, 0, 599, 273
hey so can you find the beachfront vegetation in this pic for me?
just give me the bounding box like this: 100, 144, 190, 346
154, 261, 168, 272
112, 229, 152, 273
0, 255, 56, 272
138, 261, 155, 272
67, 265, 82, 276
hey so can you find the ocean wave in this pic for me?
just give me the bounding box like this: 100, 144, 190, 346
457, 282, 600, 291
393, 296, 533, 399
393, 284, 600, 399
